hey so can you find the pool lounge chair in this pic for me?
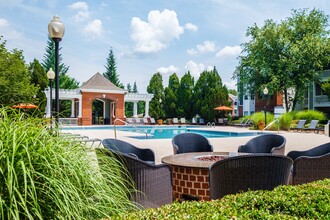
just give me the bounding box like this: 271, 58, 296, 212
173, 118, 179, 124
180, 118, 186, 124
199, 118, 205, 125
292, 120, 306, 132
302, 120, 319, 133
143, 118, 149, 125
191, 117, 197, 124
150, 118, 156, 125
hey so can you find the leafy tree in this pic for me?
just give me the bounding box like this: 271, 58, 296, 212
164, 73, 179, 118
125, 83, 133, 117
194, 67, 229, 122
147, 72, 165, 119
177, 72, 194, 118
103, 48, 124, 88
28, 59, 48, 113
236, 9, 330, 112
0, 37, 38, 106
228, 89, 237, 96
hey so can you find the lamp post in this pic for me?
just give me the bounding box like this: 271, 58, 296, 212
48, 15, 65, 128
47, 68, 55, 131
263, 87, 269, 126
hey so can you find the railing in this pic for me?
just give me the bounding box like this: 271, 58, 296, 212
114, 118, 148, 139
263, 118, 279, 133
206, 122, 216, 128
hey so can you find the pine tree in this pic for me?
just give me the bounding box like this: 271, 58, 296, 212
103, 48, 124, 88
127, 83, 132, 92
133, 81, 138, 93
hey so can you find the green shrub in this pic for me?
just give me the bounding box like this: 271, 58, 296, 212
115, 179, 330, 219
0, 108, 135, 219
295, 110, 327, 122
278, 113, 293, 131
250, 112, 274, 129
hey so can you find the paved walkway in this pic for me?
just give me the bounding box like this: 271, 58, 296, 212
67, 125, 330, 164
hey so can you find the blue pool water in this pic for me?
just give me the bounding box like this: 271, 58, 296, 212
63, 125, 260, 140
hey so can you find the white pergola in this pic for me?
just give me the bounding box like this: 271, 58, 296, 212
124, 93, 154, 118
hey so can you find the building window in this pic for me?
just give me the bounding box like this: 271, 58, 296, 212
244, 95, 248, 100
315, 83, 323, 96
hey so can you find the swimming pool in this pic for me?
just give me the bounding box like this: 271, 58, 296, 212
63, 125, 260, 140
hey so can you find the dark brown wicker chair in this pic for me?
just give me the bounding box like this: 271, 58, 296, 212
287, 142, 330, 185
209, 154, 293, 199
102, 138, 155, 164
172, 133, 213, 154
96, 148, 173, 209
237, 133, 286, 155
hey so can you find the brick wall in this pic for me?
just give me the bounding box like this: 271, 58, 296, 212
171, 166, 210, 201
80, 92, 125, 125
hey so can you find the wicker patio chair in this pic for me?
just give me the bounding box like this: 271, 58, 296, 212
237, 133, 286, 155
96, 148, 173, 208
172, 133, 213, 154
102, 138, 155, 164
209, 154, 293, 199
287, 142, 330, 185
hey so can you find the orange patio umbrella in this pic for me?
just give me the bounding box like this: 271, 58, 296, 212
214, 105, 232, 111
12, 103, 38, 109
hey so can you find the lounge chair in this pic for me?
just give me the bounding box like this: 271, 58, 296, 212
180, 118, 186, 124
199, 118, 205, 125
150, 118, 156, 125
209, 154, 293, 199
238, 133, 286, 155
101, 138, 155, 163
173, 118, 179, 124
172, 133, 213, 154
302, 120, 319, 133
143, 118, 149, 125
96, 148, 172, 208
126, 118, 134, 125
292, 120, 306, 132
287, 142, 330, 185
191, 117, 197, 124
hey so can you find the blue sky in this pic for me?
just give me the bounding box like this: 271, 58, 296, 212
0, 1, 329, 93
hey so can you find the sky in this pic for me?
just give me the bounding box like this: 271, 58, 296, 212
0, 1, 329, 93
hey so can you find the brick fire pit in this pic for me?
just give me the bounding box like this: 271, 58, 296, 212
162, 152, 238, 201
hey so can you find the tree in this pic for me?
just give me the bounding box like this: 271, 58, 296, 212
147, 72, 165, 119
177, 72, 194, 118
103, 48, 124, 88
125, 83, 133, 117
133, 82, 138, 93
236, 9, 330, 112
0, 37, 38, 106
194, 67, 229, 122
228, 89, 237, 96
164, 73, 179, 118
28, 58, 48, 113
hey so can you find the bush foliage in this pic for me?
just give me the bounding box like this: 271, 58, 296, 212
115, 179, 330, 219
294, 110, 327, 122
0, 108, 135, 219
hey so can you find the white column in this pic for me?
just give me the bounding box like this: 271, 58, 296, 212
133, 101, 138, 118
45, 88, 51, 118
70, 99, 75, 117
144, 100, 150, 117
78, 96, 82, 117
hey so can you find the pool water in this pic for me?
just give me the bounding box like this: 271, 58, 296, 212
63, 125, 259, 140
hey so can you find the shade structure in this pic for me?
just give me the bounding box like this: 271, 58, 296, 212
12, 103, 38, 109
214, 106, 232, 111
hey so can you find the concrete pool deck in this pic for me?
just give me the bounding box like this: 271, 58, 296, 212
66, 125, 330, 164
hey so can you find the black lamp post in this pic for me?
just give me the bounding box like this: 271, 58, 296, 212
48, 15, 64, 128
47, 68, 55, 130
263, 87, 269, 126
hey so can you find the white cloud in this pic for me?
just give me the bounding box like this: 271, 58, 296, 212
224, 81, 237, 90
184, 22, 198, 32
130, 9, 185, 53
84, 19, 103, 37
156, 65, 179, 75
68, 2, 90, 22
185, 60, 206, 77
0, 18, 9, 28
216, 45, 241, 57
187, 41, 216, 55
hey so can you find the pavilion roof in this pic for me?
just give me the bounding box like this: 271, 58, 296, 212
80, 72, 126, 92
